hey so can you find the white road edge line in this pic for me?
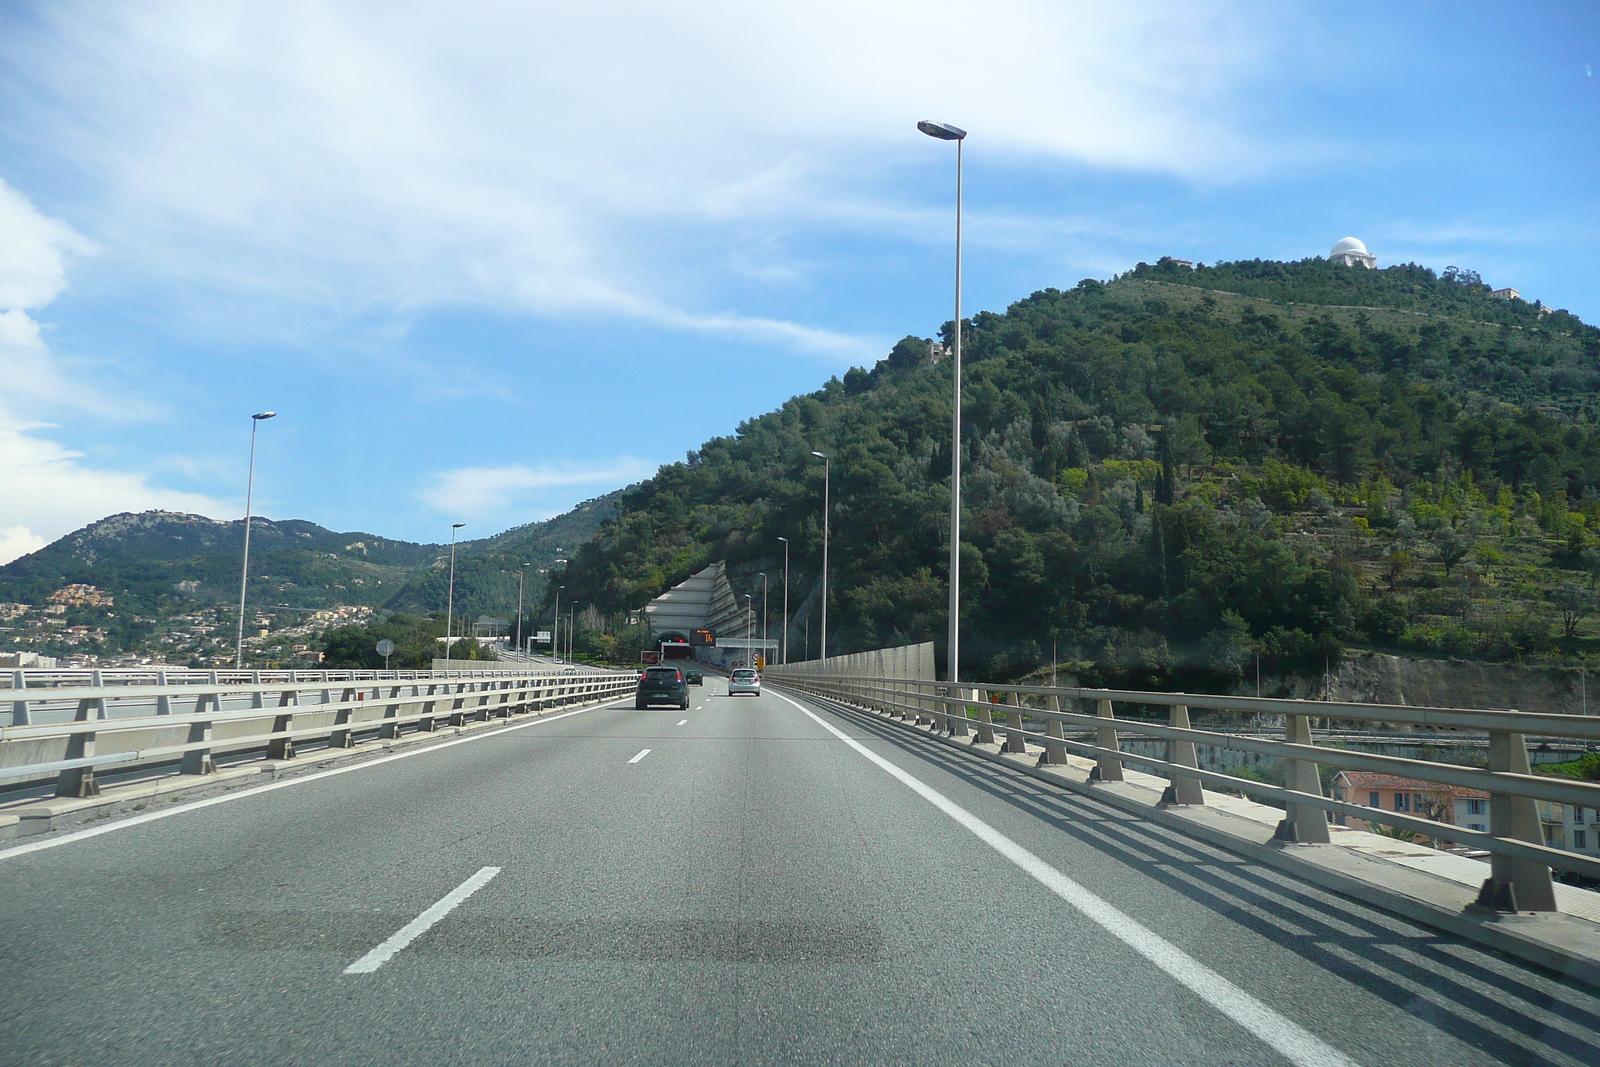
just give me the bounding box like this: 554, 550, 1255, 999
345, 866, 501, 974
0, 700, 629, 862
628, 748, 652, 764
770, 689, 1360, 1067
676, 719, 688, 726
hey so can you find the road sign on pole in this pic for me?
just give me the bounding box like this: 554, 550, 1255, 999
375, 638, 395, 670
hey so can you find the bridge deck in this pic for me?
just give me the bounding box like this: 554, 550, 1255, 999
1, 684, 1596, 1066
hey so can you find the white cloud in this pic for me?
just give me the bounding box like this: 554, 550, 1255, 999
0, 525, 47, 566
1, 1, 1303, 355
422, 459, 657, 518
0, 178, 97, 311
0, 409, 231, 564
0, 177, 230, 560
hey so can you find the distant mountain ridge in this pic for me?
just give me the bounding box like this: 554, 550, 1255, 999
0, 490, 625, 619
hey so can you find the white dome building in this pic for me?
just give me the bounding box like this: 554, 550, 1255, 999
1329, 236, 1376, 269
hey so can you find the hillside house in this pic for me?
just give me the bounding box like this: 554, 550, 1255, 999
1330, 770, 1488, 844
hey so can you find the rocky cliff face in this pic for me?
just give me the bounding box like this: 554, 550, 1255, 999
1321, 651, 1593, 717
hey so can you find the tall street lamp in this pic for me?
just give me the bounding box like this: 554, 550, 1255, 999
515, 562, 530, 659
810, 451, 830, 661
551, 558, 568, 662
234, 411, 276, 670
744, 593, 754, 666
918, 118, 967, 702
553, 579, 565, 663
445, 523, 466, 660
776, 537, 790, 664
758, 572, 768, 668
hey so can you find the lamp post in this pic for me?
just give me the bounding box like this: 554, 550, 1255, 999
810, 451, 830, 661
515, 563, 530, 659
744, 593, 754, 667
776, 537, 790, 663
234, 411, 276, 670
553, 580, 565, 664
445, 522, 466, 660
758, 572, 768, 668
918, 118, 967, 702
551, 558, 567, 663
568, 603, 576, 663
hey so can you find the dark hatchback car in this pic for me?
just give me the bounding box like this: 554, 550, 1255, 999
636, 666, 689, 709
685, 670, 704, 685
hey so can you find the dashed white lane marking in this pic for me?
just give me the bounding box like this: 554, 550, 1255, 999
628, 748, 652, 764
677, 719, 689, 726
345, 866, 501, 974
0, 701, 624, 861
770, 689, 1360, 1067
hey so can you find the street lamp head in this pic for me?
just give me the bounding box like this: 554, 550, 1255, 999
917, 120, 966, 141
811, 451, 828, 459
776, 536, 788, 543
452, 522, 465, 529
252, 411, 276, 420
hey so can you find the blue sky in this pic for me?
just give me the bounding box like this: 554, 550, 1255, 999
0, 1, 1596, 562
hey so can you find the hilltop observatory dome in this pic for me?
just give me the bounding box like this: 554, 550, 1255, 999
1329, 236, 1376, 269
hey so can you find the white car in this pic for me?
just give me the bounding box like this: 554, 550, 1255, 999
728, 668, 761, 696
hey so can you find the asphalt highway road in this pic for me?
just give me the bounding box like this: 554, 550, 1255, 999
1, 681, 1597, 1066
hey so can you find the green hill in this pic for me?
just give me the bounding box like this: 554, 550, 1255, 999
551, 256, 1600, 686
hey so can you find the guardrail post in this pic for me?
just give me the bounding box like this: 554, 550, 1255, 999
973, 691, 997, 745
1001, 694, 1028, 754
155, 669, 173, 716
1274, 714, 1330, 843
946, 685, 969, 738
1088, 698, 1125, 783
1474, 727, 1557, 912
916, 680, 935, 725
267, 711, 296, 760
181, 692, 217, 775
57, 685, 109, 797
10, 669, 28, 727
328, 687, 355, 747
379, 695, 403, 739
1161, 704, 1205, 806
417, 683, 439, 730
1038, 694, 1069, 766
448, 683, 467, 727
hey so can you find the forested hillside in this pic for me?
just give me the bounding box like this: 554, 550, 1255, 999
553, 257, 1600, 686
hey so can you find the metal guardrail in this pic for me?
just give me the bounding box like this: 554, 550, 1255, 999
7, 666, 554, 692
0, 667, 635, 798
770, 671, 1600, 914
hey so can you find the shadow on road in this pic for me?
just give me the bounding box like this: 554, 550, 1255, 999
806, 694, 1600, 1067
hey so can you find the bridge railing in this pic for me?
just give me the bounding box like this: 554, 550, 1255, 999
0, 667, 635, 799
770, 670, 1600, 914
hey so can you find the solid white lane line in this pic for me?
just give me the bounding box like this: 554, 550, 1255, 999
0, 700, 627, 861
677, 719, 688, 726
770, 690, 1359, 1067
345, 866, 501, 974
628, 748, 652, 763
